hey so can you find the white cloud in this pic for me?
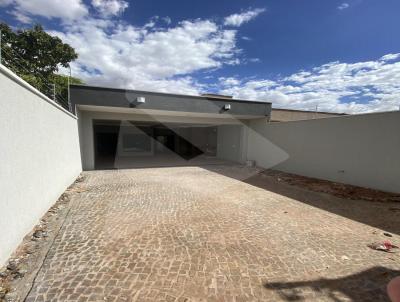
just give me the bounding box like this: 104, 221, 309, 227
1, 0, 88, 22
10, 9, 32, 23
219, 54, 400, 113
338, 3, 350, 10
91, 0, 128, 17
380, 53, 400, 61
224, 8, 266, 27
51, 18, 240, 94
0, 0, 13, 7
162, 16, 172, 25
219, 77, 241, 87
1, 0, 128, 21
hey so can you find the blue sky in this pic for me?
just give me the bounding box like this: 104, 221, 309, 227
1, 0, 400, 113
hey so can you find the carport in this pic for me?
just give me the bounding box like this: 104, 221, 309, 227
71, 85, 271, 170
93, 120, 220, 169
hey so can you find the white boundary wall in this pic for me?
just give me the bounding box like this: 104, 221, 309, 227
0, 65, 82, 266
247, 111, 400, 193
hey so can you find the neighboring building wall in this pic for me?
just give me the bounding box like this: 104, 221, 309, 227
271, 109, 345, 122
247, 111, 400, 193
0, 66, 82, 266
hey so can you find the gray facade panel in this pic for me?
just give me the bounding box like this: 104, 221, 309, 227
70, 85, 271, 117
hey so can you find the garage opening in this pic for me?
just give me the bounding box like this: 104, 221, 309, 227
93, 120, 222, 169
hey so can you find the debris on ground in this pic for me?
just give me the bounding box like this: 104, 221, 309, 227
6, 261, 18, 272
262, 170, 400, 203
59, 192, 70, 203
32, 229, 47, 240
30, 220, 49, 242
2, 259, 26, 280
75, 174, 85, 183
67, 175, 88, 193
368, 241, 399, 253
0, 284, 10, 300
384, 232, 393, 237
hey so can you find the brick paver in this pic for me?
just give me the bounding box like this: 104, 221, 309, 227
25, 165, 400, 301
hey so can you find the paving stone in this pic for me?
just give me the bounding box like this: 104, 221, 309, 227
25, 165, 400, 301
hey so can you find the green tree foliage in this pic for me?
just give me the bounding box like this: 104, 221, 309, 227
51, 74, 83, 102
0, 23, 81, 108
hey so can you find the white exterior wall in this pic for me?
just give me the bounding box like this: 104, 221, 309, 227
0, 66, 82, 266
247, 111, 400, 193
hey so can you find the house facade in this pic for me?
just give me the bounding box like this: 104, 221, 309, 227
70, 85, 271, 170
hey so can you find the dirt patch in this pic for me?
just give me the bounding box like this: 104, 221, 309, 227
0, 175, 87, 302
262, 170, 400, 202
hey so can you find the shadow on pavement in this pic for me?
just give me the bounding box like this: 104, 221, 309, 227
264, 266, 399, 302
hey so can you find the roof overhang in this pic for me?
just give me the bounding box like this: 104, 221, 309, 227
71, 85, 271, 119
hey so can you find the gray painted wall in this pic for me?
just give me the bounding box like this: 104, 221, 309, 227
247, 111, 400, 193
0, 66, 82, 266
71, 85, 271, 118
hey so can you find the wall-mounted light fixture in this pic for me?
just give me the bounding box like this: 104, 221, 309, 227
224, 104, 231, 110
137, 96, 146, 104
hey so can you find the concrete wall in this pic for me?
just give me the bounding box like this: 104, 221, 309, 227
0, 66, 82, 266
247, 111, 400, 193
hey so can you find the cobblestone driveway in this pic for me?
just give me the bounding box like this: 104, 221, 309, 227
26, 165, 400, 301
